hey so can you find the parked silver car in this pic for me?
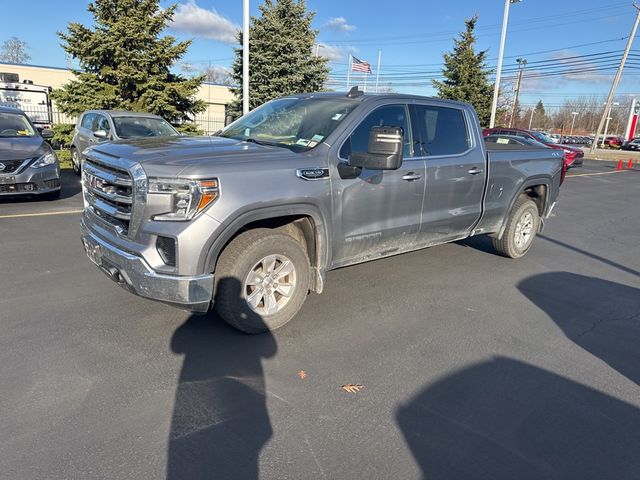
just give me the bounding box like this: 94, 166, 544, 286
0, 106, 60, 198
70, 110, 180, 175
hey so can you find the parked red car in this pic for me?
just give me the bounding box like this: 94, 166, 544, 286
603, 136, 623, 149
484, 127, 584, 168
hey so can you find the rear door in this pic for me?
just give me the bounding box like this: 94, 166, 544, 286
412, 103, 486, 245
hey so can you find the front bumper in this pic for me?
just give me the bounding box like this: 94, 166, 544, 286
80, 218, 214, 312
0, 164, 61, 195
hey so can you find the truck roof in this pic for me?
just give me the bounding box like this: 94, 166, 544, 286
283, 91, 472, 109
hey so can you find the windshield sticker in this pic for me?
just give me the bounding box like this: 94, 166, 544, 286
308, 141, 318, 148
296, 138, 311, 146
332, 113, 344, 121
311, 134, 324, 142
497, 138, 509, 144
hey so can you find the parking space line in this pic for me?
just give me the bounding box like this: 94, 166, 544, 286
567, 170, 631, 178
0, 209, 84, 219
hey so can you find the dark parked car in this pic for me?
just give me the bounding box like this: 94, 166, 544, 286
622, 137, 640, 150
485, 134, 551, 149
484, 127, 583, 168
0, 106, 60, 198
70, 110, 181, 175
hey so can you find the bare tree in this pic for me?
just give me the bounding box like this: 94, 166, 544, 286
0, 37, 31, 64
203, 65, 233, 86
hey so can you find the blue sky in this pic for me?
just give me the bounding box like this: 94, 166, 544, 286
2, 0, 639, 109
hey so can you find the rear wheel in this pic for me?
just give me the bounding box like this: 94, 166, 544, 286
214, 228, 310, 334
492, 195, 540, 259
71, 147, 81, 176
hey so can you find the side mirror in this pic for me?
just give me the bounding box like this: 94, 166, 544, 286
40, 128, 54, 139
93, 129, 109, 139
349, 125, 404, 170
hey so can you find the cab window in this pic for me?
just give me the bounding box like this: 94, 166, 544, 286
339, 104, 412, 159
94, 115, 111, 133
414, 105, 470, 156
81, 113, 95, 130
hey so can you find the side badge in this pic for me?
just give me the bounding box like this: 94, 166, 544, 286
296, 168, 329, 181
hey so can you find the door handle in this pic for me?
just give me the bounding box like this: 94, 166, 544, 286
468, 167, 484, 175
402, 172, 422, 181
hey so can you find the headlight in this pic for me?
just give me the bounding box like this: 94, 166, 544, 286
31, 152, 58, 168
148, 178, 219, 221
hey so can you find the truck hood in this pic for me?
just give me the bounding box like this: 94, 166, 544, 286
0, 136, 48, 161
88, 135, 300, 176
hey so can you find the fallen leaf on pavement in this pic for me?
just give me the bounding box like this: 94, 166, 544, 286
298, 370, 307, 379
341, 384, 364, 393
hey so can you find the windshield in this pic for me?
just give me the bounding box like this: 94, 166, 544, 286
529, 130, 553, 144
219, 97, 360, 152
113, 117, 179, 139
0, 111, 36, 138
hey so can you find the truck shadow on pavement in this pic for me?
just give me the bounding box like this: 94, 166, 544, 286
397, 272, 640, 479
167, 278, 276, 480
396, 357, 640, 480
519, 271, 640, 386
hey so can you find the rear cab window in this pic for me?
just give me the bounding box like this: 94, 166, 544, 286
413, 104, 470, 156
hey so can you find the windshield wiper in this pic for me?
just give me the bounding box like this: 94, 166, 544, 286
242, 137, 279, 147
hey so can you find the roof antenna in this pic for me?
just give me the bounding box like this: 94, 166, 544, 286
347, 86, 363, 98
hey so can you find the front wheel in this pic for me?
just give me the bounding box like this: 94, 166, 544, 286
214, 228, 311, 334
492, 195, 540, 259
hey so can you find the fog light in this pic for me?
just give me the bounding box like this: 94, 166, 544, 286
156, 236, 176, 267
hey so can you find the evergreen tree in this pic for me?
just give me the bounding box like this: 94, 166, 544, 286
52, 0, 205, 122
534, 100, 546, 119
433, 15, 493, 126
228, 0, 329, 117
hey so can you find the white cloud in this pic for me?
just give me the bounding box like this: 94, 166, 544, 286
324, 17, 356, 32
171, 1, 239, 44
316, 43, 345, 62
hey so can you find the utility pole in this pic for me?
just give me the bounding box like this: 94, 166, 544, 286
490, 0, 523, 128
375, 50, 382, 93
570, 112, 579, 135
242, 0, 249, 115
528, 107, 535, 129
509, 58, 527, 128
590, 1, 640, 153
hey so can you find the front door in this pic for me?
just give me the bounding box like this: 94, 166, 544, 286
412, 103, 486, 244
330, 104, 426, 266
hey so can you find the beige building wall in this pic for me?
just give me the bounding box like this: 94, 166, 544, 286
0, 62, 233, 131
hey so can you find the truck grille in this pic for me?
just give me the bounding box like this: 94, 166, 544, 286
82, 158, 133, 235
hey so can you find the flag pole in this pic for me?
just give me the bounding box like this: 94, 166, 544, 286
346, 55, 352, 91
375, 49, 381, 93
363, 71, 367, 92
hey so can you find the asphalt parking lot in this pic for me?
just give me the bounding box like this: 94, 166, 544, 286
1, 160, 639, 479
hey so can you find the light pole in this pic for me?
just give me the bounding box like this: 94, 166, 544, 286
489, 0, 523, 128
601, 102, 619, 147
570, 112, 579, 135
242, 0, 249, 115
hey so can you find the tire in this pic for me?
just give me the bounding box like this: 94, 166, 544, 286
214, 228, 311, 334
71, 147, 81, 176
492, 195, 540, 259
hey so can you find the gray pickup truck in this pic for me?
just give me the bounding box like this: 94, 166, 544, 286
80, 90, 564, 333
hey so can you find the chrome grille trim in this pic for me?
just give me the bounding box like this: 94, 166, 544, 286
82, 153, 145, 237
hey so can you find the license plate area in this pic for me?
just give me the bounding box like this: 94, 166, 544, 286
83, 238, 102, 266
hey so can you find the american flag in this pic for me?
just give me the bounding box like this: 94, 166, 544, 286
351, 56, 372, 74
